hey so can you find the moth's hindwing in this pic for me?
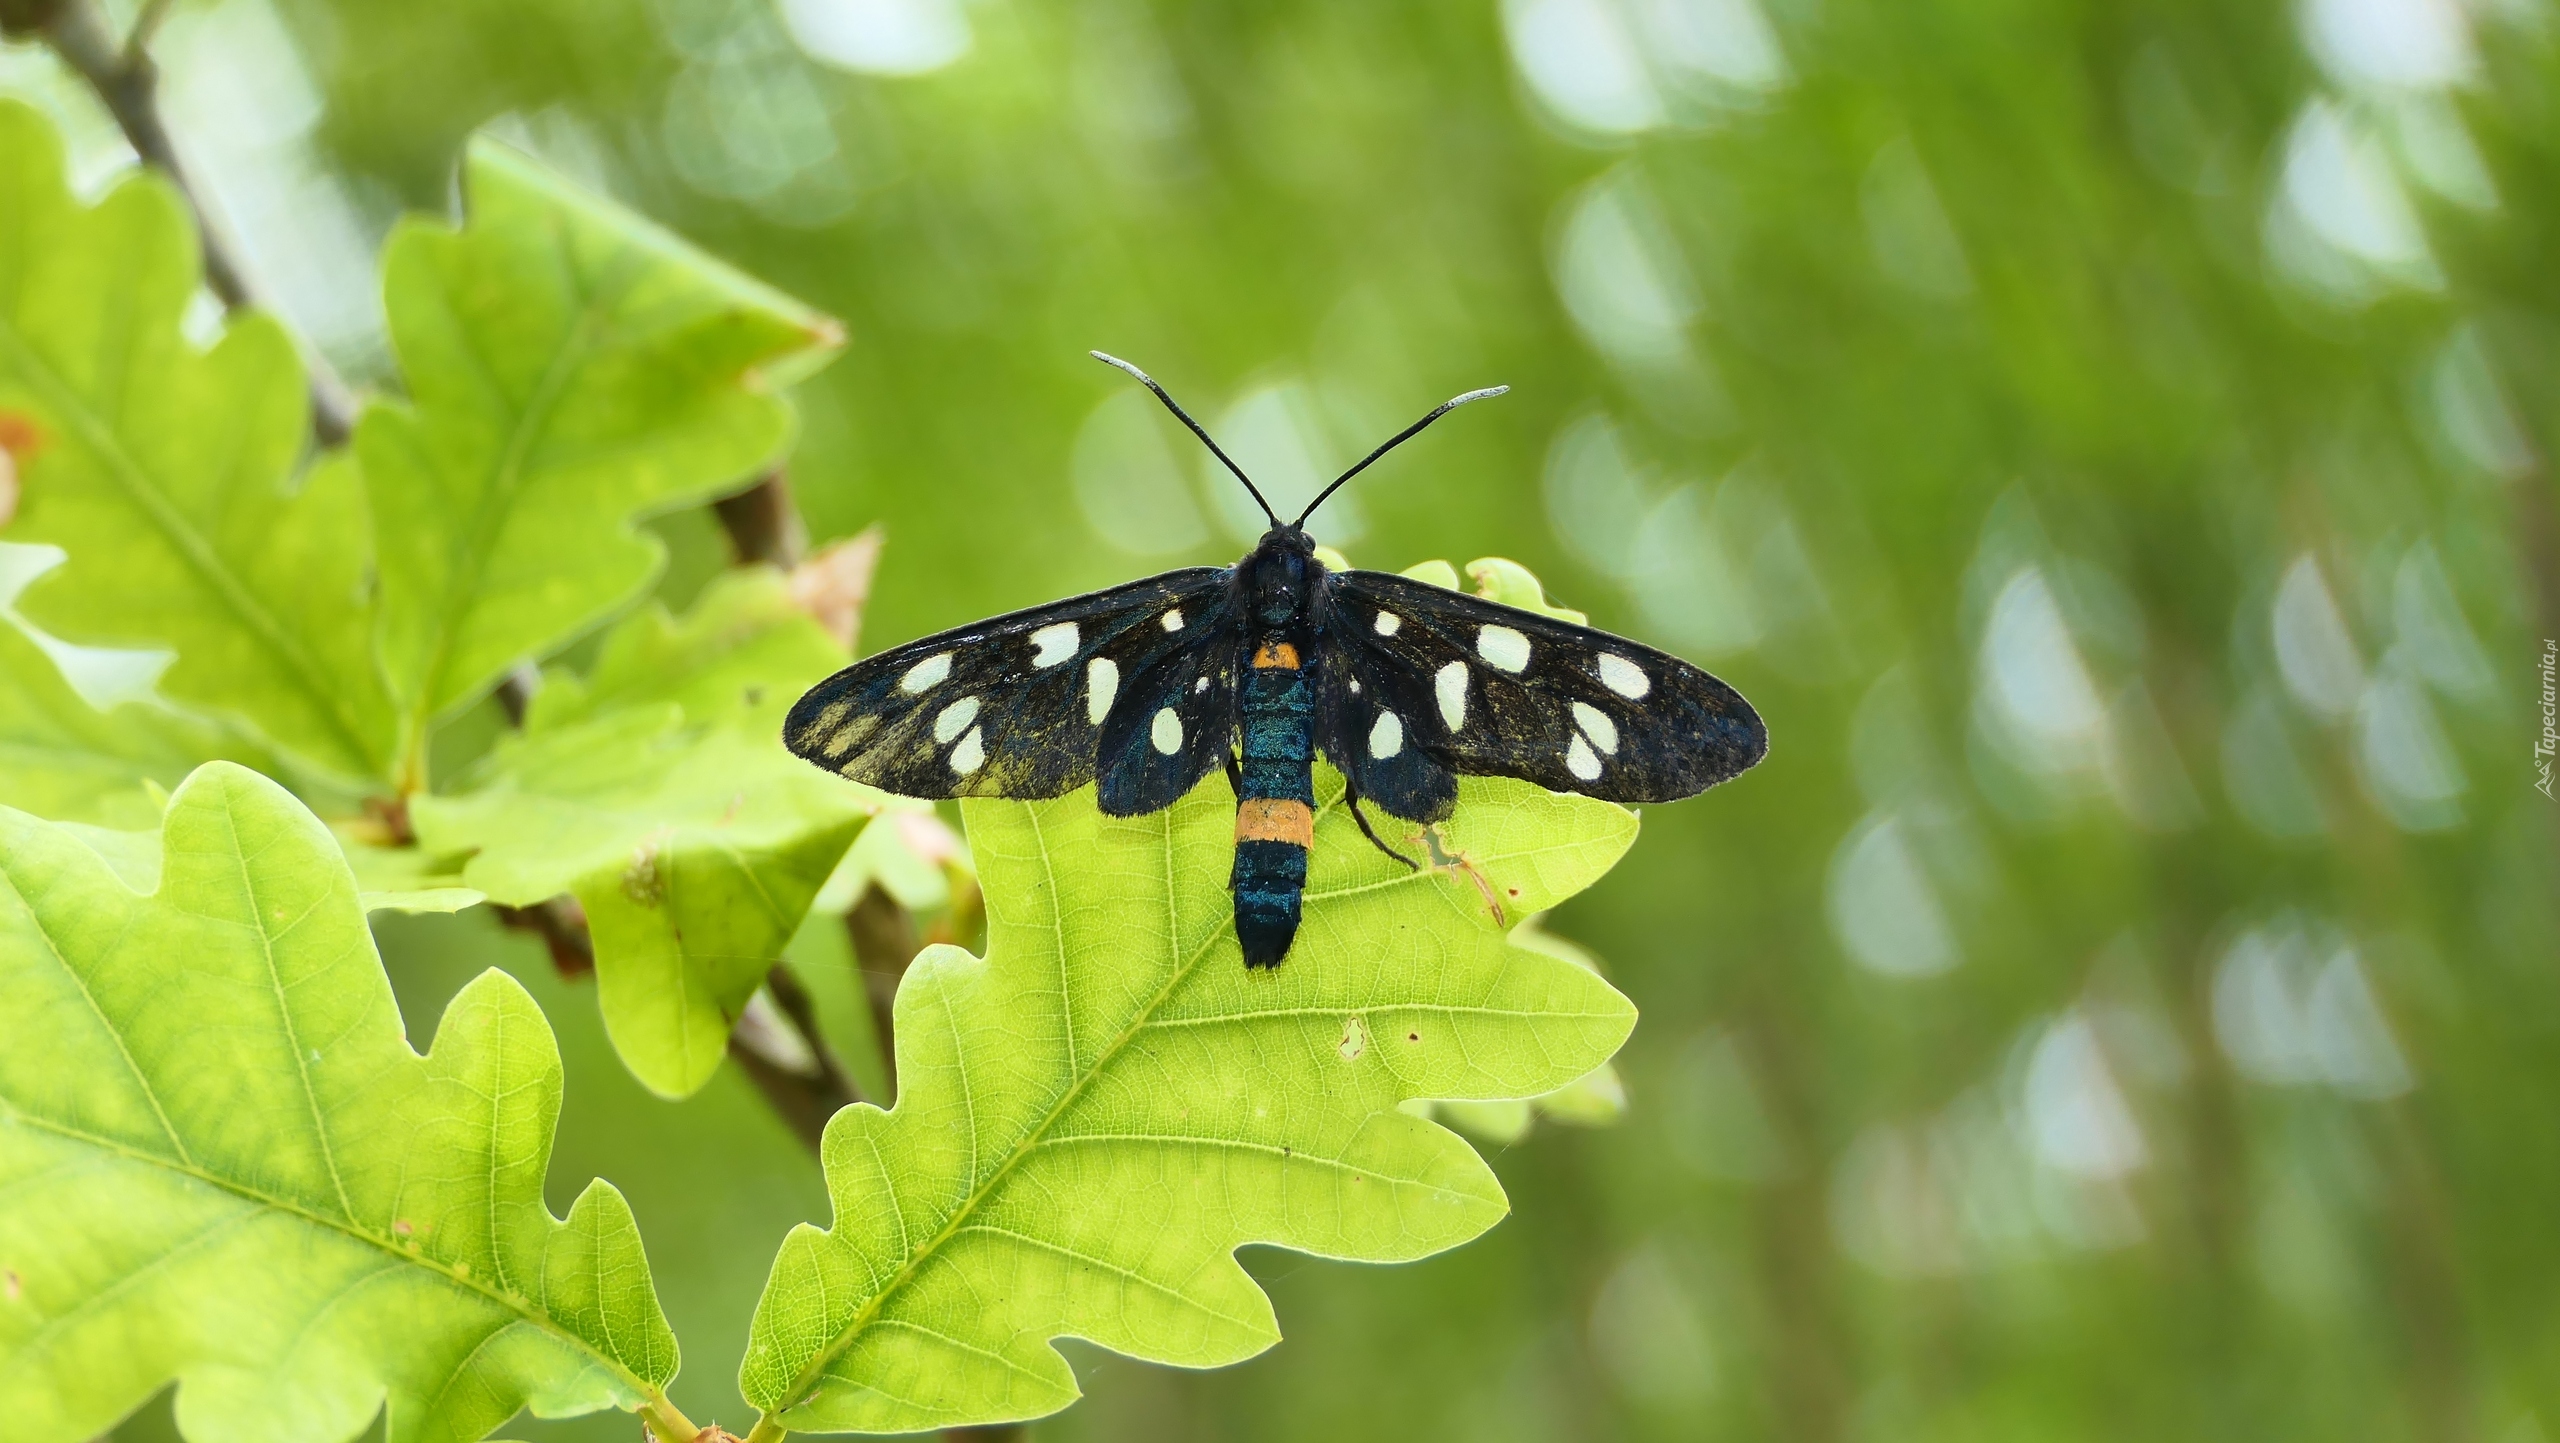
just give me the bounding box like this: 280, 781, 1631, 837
1321, 568, 1767, 811
1313, 633, 1458, 825
786, 568, 1230, 800
1094, 612, 1242, 817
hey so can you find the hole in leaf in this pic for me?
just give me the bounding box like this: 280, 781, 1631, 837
1338, 1015, 1368, 1061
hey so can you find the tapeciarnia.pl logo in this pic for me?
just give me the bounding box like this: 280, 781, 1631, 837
2538, 639, 2556, 800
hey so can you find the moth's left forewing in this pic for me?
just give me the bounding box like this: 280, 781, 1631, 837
785, 567, 1228, 800
1326, 569, 1766, 804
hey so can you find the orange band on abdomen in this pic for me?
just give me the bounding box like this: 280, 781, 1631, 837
1235, 798, 1315, 847
1251, 640, 1301, 670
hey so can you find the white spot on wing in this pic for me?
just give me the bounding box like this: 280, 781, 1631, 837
1161, 608, 1185, 632
899, 652, 952, 693
1477, 625, 1532, 673
1373, 612, 1401, 637
1086, 657, 1118, 725
1436, 662, 1469, 730
1152, 706, 1184, 755
1369, 711, 1404, 759
933, 696, 980, 743
1348, 677, 1361, 695
1566, 734, 1601, 780
950, 727, 986, 774
1572, 701, 1618, 754
1029, 622, 1078, 668
1598, 652, 1650, 699
1195, 676, 1209, 693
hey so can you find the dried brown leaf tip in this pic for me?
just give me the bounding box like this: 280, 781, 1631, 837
1421, 824, 1506, 927
0, 408, 41, 527
789, 524, 884, 653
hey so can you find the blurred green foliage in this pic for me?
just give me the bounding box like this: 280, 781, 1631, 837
6, 0, 2557, 1436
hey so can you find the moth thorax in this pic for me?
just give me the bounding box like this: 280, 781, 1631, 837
1252, 640, 1301, 670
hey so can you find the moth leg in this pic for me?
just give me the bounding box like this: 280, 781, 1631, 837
1342, 779, 1422, 872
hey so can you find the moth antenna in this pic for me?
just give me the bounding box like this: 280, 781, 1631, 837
1090, 351, 1280, 529
1294, 384, 1509, 527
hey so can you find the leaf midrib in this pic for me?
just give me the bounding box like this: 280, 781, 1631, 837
1, 1107, 660, 1401
772, 786, 1438, 1417
220, 793, 359, 1221
0, 318, 380, 777
769, 801, 1238, 1418
406, 237, 648, 744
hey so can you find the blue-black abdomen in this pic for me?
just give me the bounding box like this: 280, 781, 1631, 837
1232, 638, 1315, 966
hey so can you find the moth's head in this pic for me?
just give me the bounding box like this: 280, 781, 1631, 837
1245, 525, 1316, 625
1260, 523, 1317, 559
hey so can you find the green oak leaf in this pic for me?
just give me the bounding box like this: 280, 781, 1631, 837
1528, 1063, 1628, 1124
1414, 920, 1627, 1142
356, 885, 487, 915
0, 615, 236, 828
413, 573, 877, 1097
525, 566, 846, 734
1398, 557, 1463, 589
1506, 920, 1625, 1124
737, 765, 1638, 1434
0, 102, 394, 782
1463, 556, 1589, 624
332, 821, 486, 915
811, 804, 967, 916
38, 814, 486, 916
364, 138, 841, 783
0, 762, 680, 1443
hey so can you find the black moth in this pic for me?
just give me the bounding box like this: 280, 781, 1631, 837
786, 353, 1767, 967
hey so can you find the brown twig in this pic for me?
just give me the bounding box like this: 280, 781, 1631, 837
714, 469, 808, 568
493, 897, 594, 980
492, 663, 542, 726
844, 885, 920, 1102
20, 0, 359, 446
727, 963, 865, 1152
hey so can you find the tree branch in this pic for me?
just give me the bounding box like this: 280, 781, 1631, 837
637, 1396, 716, 1443
844, 884, 919, 1103
24, 0, 359, 446
122, 0, 175, 53
493, 897, 593, 980
727, 963, 865, 1152
714, 469, 808, 568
